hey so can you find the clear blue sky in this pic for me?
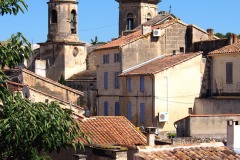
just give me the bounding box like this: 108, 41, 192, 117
0, 0, 239, 44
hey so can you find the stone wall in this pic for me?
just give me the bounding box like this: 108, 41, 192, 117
175, 115, 240, 138
194, 98, 240, 114
22, 69, 84, 107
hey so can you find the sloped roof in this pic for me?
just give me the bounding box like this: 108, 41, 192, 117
135, 12, 176, 30
78, 116, 147, 147
209, 42, 240, 55
67, 70, 96, 81
96, 19, 180, 51
136, 146, 240, 159
120, 52, 202, 76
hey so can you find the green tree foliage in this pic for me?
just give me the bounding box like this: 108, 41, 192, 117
0, 94, 86, 159
0, 0, 88, 159
215, 32, 240, 39
0, 0, 28, 15
58, 74, 66, 86
91, 36, 106, 45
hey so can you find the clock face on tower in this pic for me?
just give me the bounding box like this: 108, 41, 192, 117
72, 47, 79, 57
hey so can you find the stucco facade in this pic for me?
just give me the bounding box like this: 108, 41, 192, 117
119, 53, 204, 131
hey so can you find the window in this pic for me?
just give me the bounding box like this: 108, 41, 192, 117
127, 13, 134, 30
103, 54, 109, 64
114, 53, 121, 63
114, 72, 120, 89
140, 103, 145, 124
71, 10, 77, 34
115, 102, 120, 116
104, 72, 108, 89
104, 101, 108, 116
51, 9, 57, 23
127, 102, 132, 120
226, 62, 233, 84
146, 13, 152, 21
180, 47, 184, 53
127, 77, 132, 92
140, 76, 144, 92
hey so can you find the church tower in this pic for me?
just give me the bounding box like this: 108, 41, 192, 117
116, 0, 161, 36
47, 0, 79, 42
36, 0, 87, 81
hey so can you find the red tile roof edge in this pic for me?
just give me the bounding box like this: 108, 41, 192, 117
95, 18, 180, 51
7, 81, 26, 87
120, 52, 202, 76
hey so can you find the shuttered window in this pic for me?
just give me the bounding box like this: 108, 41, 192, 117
140, 76, 144, 92
104, 101, 108, 116
127, 102, 132, 120
115, 102, 120, 116
226, 62, 233, 84
140, 103, 145, 124
127, 77, 132, 92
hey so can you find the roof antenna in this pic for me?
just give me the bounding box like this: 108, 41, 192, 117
169, 5, 172, 14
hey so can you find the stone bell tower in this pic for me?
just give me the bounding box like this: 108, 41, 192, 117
47, 0, 79, 42
36, 0, 87, 81
116, 0, 161, 36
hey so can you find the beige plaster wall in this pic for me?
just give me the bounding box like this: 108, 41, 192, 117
211, 54, 240, 94
154, 54, 203, 131
176, 115, 240, 138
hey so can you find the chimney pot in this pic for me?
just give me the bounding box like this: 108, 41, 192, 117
227, 120, 240, 154
233, 34, 238, 44
207, 28, 214, 40
145, 127, 156, 146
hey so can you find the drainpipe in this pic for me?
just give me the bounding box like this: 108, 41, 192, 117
151, 74, 155, 126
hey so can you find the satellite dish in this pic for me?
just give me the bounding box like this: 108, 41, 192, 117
22, 86, 30, 98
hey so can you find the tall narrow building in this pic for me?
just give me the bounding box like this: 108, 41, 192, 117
116, 0, 161, 35
36, 0, 86, 81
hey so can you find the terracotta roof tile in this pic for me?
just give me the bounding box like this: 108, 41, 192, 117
67, 70, 96, 81
136, 146, 240, 160
209, 42, 240, 55
120, 52, 202, 76
96, 19, 180, 51
77, 116, 147, 146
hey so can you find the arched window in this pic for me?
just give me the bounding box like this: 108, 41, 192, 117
127, 13, 134, 30
146, 13, 152, 21
71, 10, 77, 34
51, 9, 57, 23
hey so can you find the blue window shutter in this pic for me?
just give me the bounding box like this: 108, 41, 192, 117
104, 101, 108, 116
140, 76, 144, 92
115, 102, 120, 116
104, 72, 108, 89
127, 102, 132, 120
127, 77, 132, 92
140, 103, 145, 124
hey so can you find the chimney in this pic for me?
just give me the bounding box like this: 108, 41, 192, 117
206, 29, 214, 40
145, 127, 156, 146
142, 25, 152, 35
229, 34, 233, 45
233, 34, 238, 44
227, 120, 240, 154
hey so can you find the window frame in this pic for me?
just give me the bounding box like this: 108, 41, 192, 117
127, 77, 132, 92
226, 62, 233, 84
127, 13, 134, 30
115, 102, 120, 116
127, 102, 132, 120
114, 72, 120, 89
140, 103, 145, 124
104, 101, 108, 116
140, 76, 145, 92
103, 54, 110, 64
51, 9, 58, 24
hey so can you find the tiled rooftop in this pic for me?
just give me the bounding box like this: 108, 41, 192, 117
120, 52, 202, 76
209, 42, 240, 55
77, 116, 147, 147
96, 19, 179, 51
136, 145, 240, 160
